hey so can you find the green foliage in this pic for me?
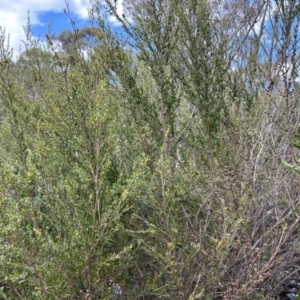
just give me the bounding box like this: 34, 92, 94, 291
283, 135, 300, 174
0, 0, 300, 299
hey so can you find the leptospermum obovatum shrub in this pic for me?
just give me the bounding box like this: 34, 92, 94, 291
0, 0, 300, 298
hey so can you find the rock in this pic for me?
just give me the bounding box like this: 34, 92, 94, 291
286, 293, 297, 300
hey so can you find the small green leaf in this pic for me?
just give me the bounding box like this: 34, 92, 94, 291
283, 160, 300, 174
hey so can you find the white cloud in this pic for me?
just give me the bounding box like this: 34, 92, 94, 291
0, 0, 91, 57
68, 0, 91, 19
108, 0, 125, 26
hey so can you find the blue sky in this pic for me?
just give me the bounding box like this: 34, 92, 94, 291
0, 0, 124, 58
31, 10, 88, 38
